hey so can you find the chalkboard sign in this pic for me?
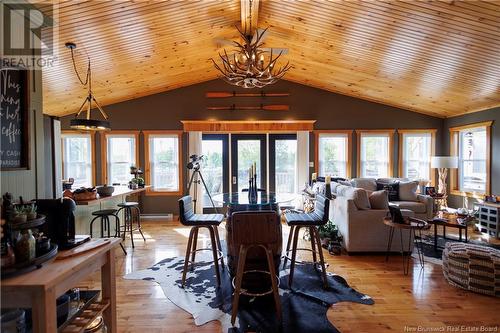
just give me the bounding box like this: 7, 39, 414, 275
1, 68, 30, 170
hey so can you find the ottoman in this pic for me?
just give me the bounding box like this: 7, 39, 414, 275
442, 242, 500, 297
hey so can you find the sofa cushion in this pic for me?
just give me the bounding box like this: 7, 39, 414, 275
376, 181, 400, 201
351, 178, 377, 191
369, 190, 389, 209
337, 184, 354, 197
391, 200, 427, 214
355, 188, 371, 210
398, 181, 418, 201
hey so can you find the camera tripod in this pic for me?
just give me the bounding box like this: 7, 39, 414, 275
187, 167, 219, 213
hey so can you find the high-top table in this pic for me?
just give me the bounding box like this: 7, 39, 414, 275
213, 192, 296, 277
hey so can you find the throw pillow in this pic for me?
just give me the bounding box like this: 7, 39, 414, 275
369, 190, 389, 209
376, 181, 399, 201
398, 181, 419, 201
353, 188, 371, 210
351, 178, 377, 191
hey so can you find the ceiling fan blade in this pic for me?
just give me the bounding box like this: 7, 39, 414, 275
261, 47, 289, 55
213, 37, 236, 48
251, 28, 268, 44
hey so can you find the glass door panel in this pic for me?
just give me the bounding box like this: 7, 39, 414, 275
201, 134, 229, 212
269, 134, 297, 194
231, 134, 267, 193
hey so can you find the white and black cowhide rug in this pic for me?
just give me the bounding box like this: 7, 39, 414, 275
124, 254, 374, 333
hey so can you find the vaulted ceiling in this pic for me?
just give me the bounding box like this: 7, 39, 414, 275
40, 0, 500, 118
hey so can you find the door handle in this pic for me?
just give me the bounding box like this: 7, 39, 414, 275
232, 176, 237, 184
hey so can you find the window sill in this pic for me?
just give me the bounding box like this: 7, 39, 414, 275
449, 189, 487, 199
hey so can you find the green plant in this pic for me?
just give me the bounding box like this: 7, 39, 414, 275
318, 220, 343, 242
14, 205, 26, 216
25, 203, 37, 214
136, 177, 145, 186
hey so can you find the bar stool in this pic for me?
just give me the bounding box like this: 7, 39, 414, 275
116, 202, 146, 248
230, 210, 282, 326
283, 194, 330, 289
178, 195, 225, 287
89, 209, 126, 254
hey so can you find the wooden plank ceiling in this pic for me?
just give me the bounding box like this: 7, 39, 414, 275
40, 0, 500, 118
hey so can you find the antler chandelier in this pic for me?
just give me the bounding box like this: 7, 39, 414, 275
211, 0, 291, 88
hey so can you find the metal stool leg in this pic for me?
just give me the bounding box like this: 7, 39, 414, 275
134, 206, 146, 242
127, 208, 135, 248
182, 227, 196, 287
89, 216, 101, 238
100, 217, 105, 238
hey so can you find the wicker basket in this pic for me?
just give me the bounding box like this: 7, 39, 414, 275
73, 191, 97, 201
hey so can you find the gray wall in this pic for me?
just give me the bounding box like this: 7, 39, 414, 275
60, 79, 444, 214
443, 107, 499, 208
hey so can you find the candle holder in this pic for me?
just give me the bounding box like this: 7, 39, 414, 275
248, 176, 258, 204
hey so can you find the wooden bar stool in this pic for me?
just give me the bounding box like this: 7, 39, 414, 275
230, 210, 282, 326
283, 194, 330, 289
116, 202, 146, 248
89, 209, 126, 254
178, 196, 225, 287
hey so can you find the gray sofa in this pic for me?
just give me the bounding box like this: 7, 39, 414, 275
328, 177, 432, 253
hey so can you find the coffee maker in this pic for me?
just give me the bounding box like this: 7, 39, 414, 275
36, 198, 90, 249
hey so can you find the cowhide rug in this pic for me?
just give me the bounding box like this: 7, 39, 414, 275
124, 254, 374, 333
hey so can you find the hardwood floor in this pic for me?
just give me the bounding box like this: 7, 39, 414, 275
79, 221, 499, 332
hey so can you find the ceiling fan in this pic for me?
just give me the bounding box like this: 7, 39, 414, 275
211, 0, 291, 88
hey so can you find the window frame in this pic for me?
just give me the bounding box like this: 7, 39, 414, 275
398, 129, 437, 185
61, 130, 96, 187
356, 129, 395, 178
100, 130, 140, 185
143, 130, 183, 196
449, 121, 492, 198
314, 130, 353, 179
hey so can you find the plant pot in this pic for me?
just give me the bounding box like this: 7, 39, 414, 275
13, 214, 27, 224
320, 237, 331, 248
26, 212, 37, 220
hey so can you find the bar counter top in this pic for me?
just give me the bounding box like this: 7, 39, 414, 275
75, 186, 148, 205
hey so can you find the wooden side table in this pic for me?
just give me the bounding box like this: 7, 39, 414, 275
384, 217, 430, 275
1, 238, 121, 332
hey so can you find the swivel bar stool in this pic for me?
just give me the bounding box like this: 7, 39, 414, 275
178, 195, 225, 287
284, 194, 330, 289
89, 208, 126, 254
116, 201, 146, 248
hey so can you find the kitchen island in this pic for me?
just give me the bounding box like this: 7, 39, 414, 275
73, 186, 148, 236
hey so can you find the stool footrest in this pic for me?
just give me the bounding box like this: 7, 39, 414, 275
187, 248, 224, 265
231, 270, 280, 297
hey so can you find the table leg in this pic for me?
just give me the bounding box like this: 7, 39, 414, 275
101, 248, 117, 333
385, 226, 395, 262
32, 287, 57, 333
443, 225, 446, 240
465, 226, 468, 243
459, 227, 462, 242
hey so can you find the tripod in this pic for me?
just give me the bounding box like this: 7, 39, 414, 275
187, 167, 219, 213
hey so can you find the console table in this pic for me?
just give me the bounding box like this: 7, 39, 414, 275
1, 238, 121, 332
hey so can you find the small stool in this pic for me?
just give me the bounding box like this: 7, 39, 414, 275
230, 210, 281, 326
178, 196, 224, 288
284, 194, 330, 289
89, 209, 126, 254
116, 202, 146, 248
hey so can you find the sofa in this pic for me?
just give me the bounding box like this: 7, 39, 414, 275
326, 177, 433, 253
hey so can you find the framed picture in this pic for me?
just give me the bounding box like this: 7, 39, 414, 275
0, 67, 30, 170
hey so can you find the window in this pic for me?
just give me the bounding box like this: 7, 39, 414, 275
399, 130, 436, 183
102, 131, 139, 185
315, 131, 351, 178
270, 134, 297, 194
201, 134, 228, 208
144, 131, 182, 195
357, 130, 394, 178
450, 122, 492, 195
61, 132, 94, 188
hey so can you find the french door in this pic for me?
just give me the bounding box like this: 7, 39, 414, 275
201, 134, 229, 212
269, 134, 297, 194
231, 134, 267, 193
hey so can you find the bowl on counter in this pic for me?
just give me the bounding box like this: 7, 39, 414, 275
96, 185, 115, 197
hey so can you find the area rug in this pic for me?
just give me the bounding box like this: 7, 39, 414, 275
124, 254, 374, 333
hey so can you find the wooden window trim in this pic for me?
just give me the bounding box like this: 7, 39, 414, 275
100, 130, 140, 185
314, 130, 353, 179
356, 129, 395, 178
143, 130, 183, 196
181, 120, 315, 133
449, 121, 492, 197
61, 130, 96, 186
397, 129, 437, 185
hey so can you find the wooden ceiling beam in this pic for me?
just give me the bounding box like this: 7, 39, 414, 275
240, 0, 260, 34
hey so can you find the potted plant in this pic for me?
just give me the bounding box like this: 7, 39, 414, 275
13, 205, 27, 224
318, 220, 343, 255
25, 203, 37, 220
136, 177, 145, 188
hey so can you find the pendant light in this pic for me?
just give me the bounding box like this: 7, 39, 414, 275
66, 42, 111, 131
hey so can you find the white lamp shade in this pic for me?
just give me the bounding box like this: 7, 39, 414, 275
431, 156, 458, 169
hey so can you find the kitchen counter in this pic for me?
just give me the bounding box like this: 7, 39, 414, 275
75, 186, 149, 205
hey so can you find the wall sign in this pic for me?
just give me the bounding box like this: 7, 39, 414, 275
1, 67, 30, 170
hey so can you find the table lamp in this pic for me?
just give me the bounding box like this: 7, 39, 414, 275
431, 156, 458, 207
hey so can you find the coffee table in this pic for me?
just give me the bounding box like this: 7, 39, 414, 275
427, 212, 471, 250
